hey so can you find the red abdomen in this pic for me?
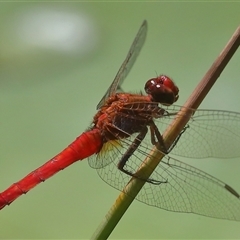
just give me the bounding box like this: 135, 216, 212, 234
0, 128, 103, 209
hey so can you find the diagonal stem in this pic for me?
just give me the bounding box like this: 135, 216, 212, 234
91, 25, 240, 240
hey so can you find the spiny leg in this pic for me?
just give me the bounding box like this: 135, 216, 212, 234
118, 126, 167, 185
167, 125, 189, 153
118, 126, 147, 177
149, 120, 168, 153
150, 120, 189, 154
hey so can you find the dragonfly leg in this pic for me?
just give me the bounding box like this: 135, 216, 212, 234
117, 126, 147, 175
149, 121, 168, 153
118, 126, 167, 185
150, 120, 190, 154
167, 124, 190, 153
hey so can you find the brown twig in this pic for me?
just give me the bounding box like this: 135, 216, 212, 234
91, 25, 240, 240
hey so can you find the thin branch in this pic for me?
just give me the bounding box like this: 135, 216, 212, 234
90, 26, 240, 240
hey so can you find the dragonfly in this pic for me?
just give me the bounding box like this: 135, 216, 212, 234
1, 20, 240, 221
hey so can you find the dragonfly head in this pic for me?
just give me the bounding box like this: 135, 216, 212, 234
144, 75, 179, 105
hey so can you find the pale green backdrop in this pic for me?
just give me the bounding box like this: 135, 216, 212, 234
0, 2, 240, 239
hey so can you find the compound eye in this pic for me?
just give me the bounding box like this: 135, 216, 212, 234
145, 75, 179, 105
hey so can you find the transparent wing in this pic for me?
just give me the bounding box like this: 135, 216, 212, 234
88, 102, 240, 220
88, 139, 124, 169
89, 132, 240, 221
92, 104, 240, 160
154, 105, 240, 158
97, 20, 148, 109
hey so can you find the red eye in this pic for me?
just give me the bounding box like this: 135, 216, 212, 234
144, 75, 179, 105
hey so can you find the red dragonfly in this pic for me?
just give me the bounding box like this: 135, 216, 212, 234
1, 20, 240, 221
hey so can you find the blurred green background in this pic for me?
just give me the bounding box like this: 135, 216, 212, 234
1, 2, 240, 239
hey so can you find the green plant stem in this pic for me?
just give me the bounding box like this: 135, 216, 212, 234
91, 25, 240, 240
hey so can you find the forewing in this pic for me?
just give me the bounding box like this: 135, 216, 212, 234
97, 20, 148, 109
88, 103, 240, 220
154, 105, 240, 159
